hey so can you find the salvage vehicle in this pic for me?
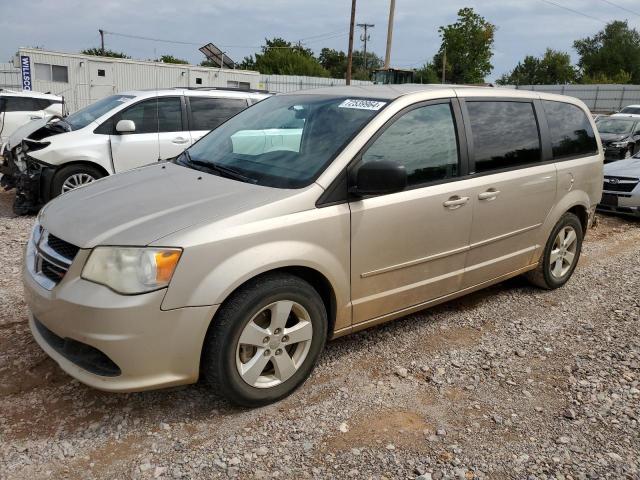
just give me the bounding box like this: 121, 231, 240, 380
619, 104, 640, 115
0, 89, 62, 146
595, 115, 640, 161
1, 87, 269, 214
24, 85, 603, 406
598, 150, 640, 218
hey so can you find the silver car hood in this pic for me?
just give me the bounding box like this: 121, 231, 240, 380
603, 158, 640, 177
39, 163, 300, 248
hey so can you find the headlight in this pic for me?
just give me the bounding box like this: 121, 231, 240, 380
611, 141, 629, 148
82, 247, 182, 294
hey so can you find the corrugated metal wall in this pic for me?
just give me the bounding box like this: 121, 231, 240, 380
259, 74, 372, 93
512, 84, 640, 113
17, 49, 261, 112
0, 63, 21, 90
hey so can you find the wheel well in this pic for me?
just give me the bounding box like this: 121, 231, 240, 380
568, 205, 588, 233
55, 161, 109, 177
218, 267, 338, 339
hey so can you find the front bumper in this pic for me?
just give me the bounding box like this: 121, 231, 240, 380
24, 251, 218, 392
603, 145, 632, 161
597, 191, 640, 217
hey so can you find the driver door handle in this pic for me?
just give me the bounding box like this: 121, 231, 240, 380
443, 196, 469, 209
478, 189, 501, 201
171, 137, 190, 145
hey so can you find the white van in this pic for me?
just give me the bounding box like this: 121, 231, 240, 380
2, 87, 269, 214
0, 90, 63, 145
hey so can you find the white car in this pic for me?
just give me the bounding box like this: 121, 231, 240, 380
0, 90, 63, 145
618, 104, 640, 115
2, 88, 269, 214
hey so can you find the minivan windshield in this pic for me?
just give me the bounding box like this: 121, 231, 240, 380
65, 94, 135, 130
596, 118, 635, 135
180, 94, 386, 188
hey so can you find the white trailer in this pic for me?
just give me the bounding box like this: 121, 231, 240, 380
16, 48, 261, 113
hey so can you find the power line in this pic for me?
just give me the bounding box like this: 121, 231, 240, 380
101, 30, 334, 50
596, 0, 640, 18
536, 0, 608, 24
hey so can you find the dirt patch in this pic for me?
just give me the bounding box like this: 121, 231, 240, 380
0, 356, 68, 396
324, 410, 431, 452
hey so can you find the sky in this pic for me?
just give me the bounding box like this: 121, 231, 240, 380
0, 0, 639, 81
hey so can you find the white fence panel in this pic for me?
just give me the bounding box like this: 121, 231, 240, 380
0, 63, 21, 90
512, 84, 640, 112
260, 74, 372, 93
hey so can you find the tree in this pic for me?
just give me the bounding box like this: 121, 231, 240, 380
156, 55, 189, 64
432, 7, 496, 84
81, 47, 130, 59
319, 48, 347, 78
496, 49, 577, 85
319, 48, 382, 79
241, 37, 328, 76
414, 63, 439, 83
574, 20, 640, 84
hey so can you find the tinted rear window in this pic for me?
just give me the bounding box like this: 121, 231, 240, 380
466, 101, 541, 173
543, 101, 598, 159
189, 97, 248, 131
1, 96, 42, 112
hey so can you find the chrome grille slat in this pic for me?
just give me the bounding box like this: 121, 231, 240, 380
27, 226, 79, 290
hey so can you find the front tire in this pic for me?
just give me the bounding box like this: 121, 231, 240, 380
202, 273, 327, 407
50, 164, 104, 199
526, 213, 583, 289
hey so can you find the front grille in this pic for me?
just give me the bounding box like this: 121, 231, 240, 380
603, 176, 639, 193
33, 317, 121, 377
41, 260, 67, 283
47, 234, 80, 259
29, 228, 79, 289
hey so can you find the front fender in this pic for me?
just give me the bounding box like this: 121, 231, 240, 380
160, 204, 352, 331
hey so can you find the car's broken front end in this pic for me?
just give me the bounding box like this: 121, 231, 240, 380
0, 118, 68, 215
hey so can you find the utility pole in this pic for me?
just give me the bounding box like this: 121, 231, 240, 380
99, 29, 105, 55
357, 23, 375, 71
384, 0, 396, 69
346, 0, 357, 85
441, 46, 446, 84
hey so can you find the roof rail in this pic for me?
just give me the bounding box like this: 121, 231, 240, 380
172, 86, 271, 94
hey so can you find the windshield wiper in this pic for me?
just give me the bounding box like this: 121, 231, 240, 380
178, 151, 257, 184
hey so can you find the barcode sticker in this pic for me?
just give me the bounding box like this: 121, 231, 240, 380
339, 99, 387, 111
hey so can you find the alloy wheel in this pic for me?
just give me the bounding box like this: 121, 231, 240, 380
236, 301, 313, 389
61, 173, 96, 193
549, 226, 578, 279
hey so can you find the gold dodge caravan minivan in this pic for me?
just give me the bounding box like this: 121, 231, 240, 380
24, 85, 603, 406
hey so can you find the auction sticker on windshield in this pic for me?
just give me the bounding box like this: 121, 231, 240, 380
339, 99, 387, 110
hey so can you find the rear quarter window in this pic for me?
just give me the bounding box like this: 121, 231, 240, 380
189, 97, 248, 131
542, 101, 598, 159
466, 100, 541, 173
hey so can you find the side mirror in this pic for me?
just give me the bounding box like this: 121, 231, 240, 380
351, 160, 407, 196
115, 119, 136, 134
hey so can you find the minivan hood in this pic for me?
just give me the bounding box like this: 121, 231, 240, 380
39, 163, 297, 248
603, 158, 640, 177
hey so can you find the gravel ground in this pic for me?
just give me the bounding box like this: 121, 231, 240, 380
1, 188, 639, 480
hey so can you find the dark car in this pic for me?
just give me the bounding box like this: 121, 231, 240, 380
595, 116, 640, 161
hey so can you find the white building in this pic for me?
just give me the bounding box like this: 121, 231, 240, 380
14, 48, 261, 112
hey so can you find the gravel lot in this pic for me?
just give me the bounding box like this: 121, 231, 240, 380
1, 188, 639, 480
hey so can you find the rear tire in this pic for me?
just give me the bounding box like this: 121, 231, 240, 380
526, 213, 583, 290
202, 273, 327, 407
50, 164, 104, 199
